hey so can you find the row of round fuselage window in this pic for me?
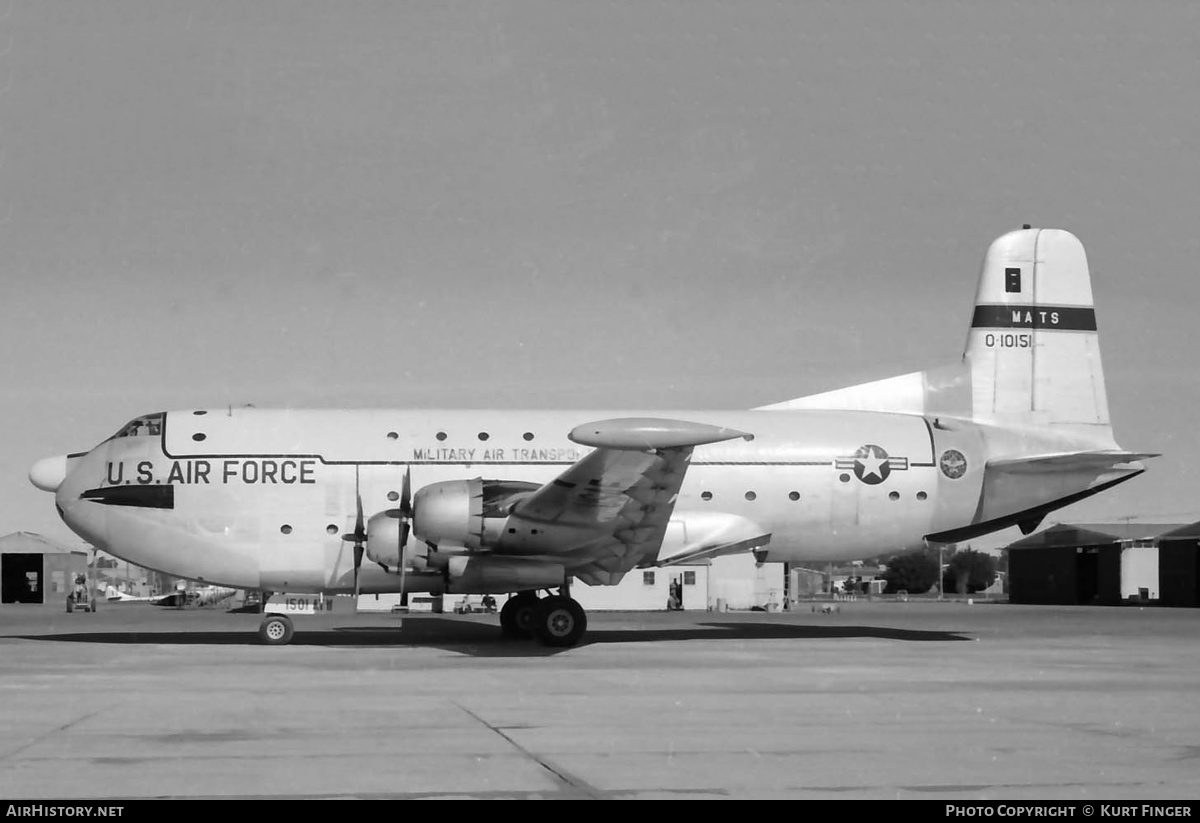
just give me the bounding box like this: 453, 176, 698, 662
275, 487, 929, 533
386, 431, 533, 442
700, 489, 929, 502
215, 423, 932, 531
197, 431, 530, 443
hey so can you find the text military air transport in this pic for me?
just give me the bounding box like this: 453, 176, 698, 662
30, 227, 1153, 646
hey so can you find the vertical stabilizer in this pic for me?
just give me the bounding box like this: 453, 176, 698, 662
965, 228, 1115, 445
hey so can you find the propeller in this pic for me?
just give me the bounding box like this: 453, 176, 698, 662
397, 465, 413, 549
395, 466, 412, 607
342, 467, 367, 614
343, 466, 418, 611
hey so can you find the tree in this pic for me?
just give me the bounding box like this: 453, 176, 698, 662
882, 551, 938, 594
943, 548, 998, 594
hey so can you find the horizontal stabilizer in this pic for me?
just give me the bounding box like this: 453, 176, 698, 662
987, 451, 1158, 474
569, 417, 751, 450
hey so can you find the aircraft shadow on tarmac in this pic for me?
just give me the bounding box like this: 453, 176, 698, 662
11, 617, 973, 657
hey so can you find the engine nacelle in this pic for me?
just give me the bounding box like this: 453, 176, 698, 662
445, 555, 565, 594
365, 510, 429, 571
412, 478, 540, 549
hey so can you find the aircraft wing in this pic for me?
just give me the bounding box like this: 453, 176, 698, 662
500, 418, 751, 586
106, 592, 151, 602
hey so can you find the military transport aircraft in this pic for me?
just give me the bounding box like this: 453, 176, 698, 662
29, 228, 1152, 647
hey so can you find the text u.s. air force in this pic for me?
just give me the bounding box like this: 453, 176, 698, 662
102, 448, 592, 487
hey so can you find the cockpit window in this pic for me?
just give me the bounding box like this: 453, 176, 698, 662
109, 413, 165, 440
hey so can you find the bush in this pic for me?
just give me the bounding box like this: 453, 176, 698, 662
943, 549, 998, 594
882, 551, 938, 594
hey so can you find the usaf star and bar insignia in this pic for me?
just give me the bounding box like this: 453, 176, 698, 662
835, 444, 908, 485
835, 444, 970, 484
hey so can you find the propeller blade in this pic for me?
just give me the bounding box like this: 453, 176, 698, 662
398, 466, 411, 605
353, 541, 364, 601
398, 562, 407, 605
355, 468, 365, 537
352, 467, 364, 614
400, 465, 412, 518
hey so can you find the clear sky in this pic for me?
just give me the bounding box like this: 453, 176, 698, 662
2, 1, 1198, 550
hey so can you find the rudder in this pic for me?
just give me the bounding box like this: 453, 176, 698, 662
964, 227, 1113, 442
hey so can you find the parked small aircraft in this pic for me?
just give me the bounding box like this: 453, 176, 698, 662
104, 584, 152, 603
151, 584, 238, 609
30, 228, 1152, 646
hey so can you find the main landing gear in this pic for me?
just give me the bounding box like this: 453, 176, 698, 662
500, 589, 587, 648
253, 589, 588, 648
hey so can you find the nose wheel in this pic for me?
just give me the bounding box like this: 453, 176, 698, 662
258, 614, 295, 645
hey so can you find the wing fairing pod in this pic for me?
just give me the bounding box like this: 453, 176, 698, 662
569, 417, 751, 450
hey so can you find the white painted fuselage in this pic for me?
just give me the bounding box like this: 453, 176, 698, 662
46, 404, 1132, 594
33, 229, 1152, 607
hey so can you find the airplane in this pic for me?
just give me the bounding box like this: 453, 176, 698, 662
150, 583, 238, 608
104, 583, 152, 603
28, 227, 1153, 647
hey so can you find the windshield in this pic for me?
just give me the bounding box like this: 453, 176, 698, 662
107, 413, 165, 441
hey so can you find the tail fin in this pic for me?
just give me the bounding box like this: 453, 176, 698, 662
965, 227, 1114, 445
757, 226, 1118, 450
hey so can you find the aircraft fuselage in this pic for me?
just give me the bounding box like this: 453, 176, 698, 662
46, 406, 1004, 593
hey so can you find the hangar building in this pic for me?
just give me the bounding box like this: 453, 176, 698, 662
0, 532, 89, 607
1005, 522, 1200, 607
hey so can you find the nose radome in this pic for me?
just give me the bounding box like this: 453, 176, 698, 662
30, 455, 68, 492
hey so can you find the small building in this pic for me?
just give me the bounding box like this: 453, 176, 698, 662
1156, 522, 1200, 607
574, 561, 713, 611
0, 532, 89, 607
789, 567, 828, 598
1005, 522, 1197, 606
356, 554, 784, 614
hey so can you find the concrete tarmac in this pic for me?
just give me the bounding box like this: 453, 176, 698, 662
1, 599, 1198, 800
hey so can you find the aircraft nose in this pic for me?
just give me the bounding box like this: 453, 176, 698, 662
29, 455, 69, 492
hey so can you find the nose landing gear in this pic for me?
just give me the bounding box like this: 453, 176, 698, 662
258, 614, 295, 645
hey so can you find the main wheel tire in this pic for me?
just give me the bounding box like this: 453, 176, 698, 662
258, 614, 295, 646
499, 593, 540, 639
533, 596, 587, 648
